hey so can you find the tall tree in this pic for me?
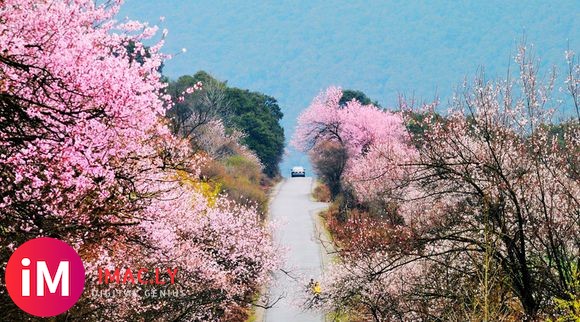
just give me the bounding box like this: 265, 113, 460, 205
168, 71, 285, 177
299, 46, 579, 321
292, 87, 412, 199
225, 87, 285, 177
339, 89, 380, 107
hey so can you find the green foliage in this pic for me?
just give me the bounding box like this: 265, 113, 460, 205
404, 110, 445, 143
165, 72, 226, 140
188, 70, 228, 88
544, 119, 579, 146
167, 71, 228, 124
171, 73, 219, 92
549, 263, 580, 322
225, 87, 285, 177
165, 70, 282, 216
168, 71, 285, 177
339, 89, 380, 107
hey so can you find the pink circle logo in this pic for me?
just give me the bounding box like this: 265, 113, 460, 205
5, 237, 85, 317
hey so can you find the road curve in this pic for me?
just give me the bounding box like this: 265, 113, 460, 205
265, 177, 327, 322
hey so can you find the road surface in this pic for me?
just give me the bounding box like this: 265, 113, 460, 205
265, 177, 327, 322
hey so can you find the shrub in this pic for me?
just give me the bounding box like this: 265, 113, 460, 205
312, 182, 331, 202
200, 156, 269, 215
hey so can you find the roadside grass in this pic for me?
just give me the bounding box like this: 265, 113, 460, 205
201, 156, 271, 215
311, 181, 353, 321
326, 310, 352, 322
245, 302, 258, 322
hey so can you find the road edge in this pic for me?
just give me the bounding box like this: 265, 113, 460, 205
252, 178, 286, 322
308, 180, 334, 271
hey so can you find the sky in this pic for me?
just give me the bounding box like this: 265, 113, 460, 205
119, 1, 579, 175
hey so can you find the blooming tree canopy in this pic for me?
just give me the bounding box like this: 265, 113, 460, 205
297, 48, 579, 321
0, 1, 280, 320
292, 87, 416, 199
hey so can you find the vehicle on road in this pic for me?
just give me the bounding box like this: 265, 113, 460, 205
291, 166, 305, 177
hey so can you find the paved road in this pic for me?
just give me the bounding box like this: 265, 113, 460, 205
265, 177, 327, 322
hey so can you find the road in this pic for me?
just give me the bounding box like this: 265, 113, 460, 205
265, 177, 328, 322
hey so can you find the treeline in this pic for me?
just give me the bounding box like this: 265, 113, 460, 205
294, 45, 579, 321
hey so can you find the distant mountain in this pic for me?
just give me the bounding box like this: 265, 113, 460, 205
120, 0, 579, 175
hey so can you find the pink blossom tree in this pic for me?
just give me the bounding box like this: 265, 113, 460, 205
292, 87, 415, 199
0, 1, 280, 320
302, 46, 579, 321
293, 87, 411, 156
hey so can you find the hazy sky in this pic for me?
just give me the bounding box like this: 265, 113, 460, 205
119, 1, 579, 173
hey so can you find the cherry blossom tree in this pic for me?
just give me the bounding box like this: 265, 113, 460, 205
0, 0, 171, 243
292, 87, 414, 199
293, 87, 410, 156
79, 168, 280, 320
0, 1, 280, 320
303, 46, 579, 321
